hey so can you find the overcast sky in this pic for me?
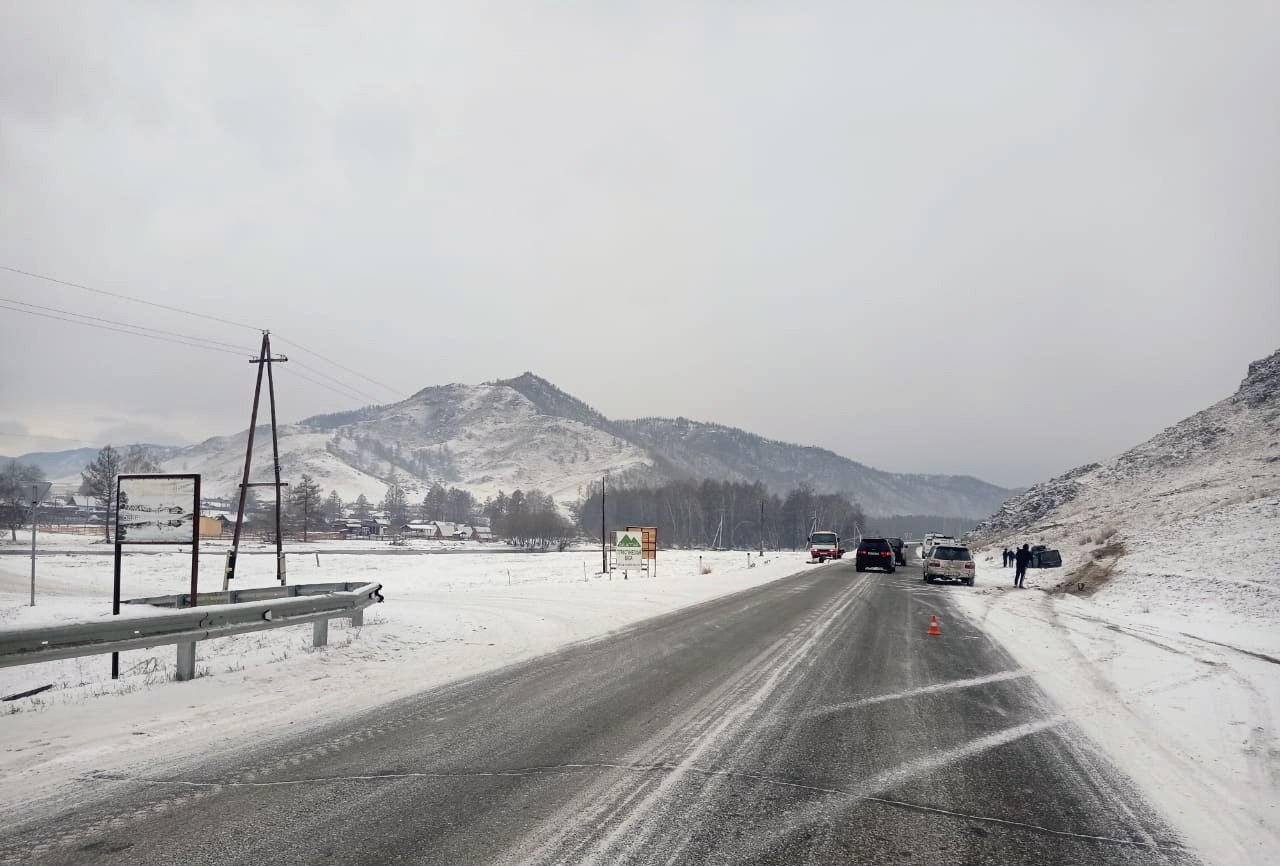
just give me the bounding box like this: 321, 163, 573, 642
2, 2, 1277, 488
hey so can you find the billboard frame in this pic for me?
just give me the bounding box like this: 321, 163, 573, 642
112, 473, 201, 679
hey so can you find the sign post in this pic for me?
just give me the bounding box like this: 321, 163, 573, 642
24, 481, 52, 606
626, 526, 658, 578
615, 530, 643, 578
112, 473, 201, 680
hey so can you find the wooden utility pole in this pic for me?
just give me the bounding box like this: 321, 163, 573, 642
224, 331, 288, 589
600, 473, 607, 576
264, 334, 285, 585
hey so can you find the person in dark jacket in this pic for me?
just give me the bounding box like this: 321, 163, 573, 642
1014, 544, 1031, 587
1002, 548, 1010, 567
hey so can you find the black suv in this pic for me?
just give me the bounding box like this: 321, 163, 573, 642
886, 537, 906, 565
855, 537, 896, 573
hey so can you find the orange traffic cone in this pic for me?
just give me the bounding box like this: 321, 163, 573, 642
927, 615, 942, 636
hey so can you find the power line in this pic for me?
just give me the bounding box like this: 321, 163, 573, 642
0, 301, 251, 358
2, 262, 405, 404
0, 263, 262, 333
279, 364, 376, 406
273, 335, 403, 399
288, 358, 386, 405
0, 295, 253, 353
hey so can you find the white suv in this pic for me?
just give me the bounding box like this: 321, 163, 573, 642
923, 544, 975, 585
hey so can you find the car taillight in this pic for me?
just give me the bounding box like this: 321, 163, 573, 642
964, 563, 974, 569
929, 560, 941, 567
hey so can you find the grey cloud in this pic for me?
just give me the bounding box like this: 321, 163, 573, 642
2, 2, 1278, 490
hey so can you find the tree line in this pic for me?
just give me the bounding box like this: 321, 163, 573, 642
481, 489, 573, 547
573, 479, 867, 550
277, 474, 571, 546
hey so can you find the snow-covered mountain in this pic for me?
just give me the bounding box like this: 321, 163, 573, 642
973, 347, 1280, 622
162, 381, 651, 509
26, 373, 1015, 516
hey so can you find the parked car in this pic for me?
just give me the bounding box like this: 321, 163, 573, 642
855, 537, 896, 573
1029, 545, 1063, 568
886, 537, 906, 565
923, 544, 976, 585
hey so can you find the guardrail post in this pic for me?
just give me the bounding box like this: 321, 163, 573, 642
176, 642, 196, 681
350, 609, 364, 627
312, 618, 328, 647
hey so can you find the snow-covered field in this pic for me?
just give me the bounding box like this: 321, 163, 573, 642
0, 534, 807, 820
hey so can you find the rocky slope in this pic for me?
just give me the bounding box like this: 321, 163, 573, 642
972, 347, 1280, 621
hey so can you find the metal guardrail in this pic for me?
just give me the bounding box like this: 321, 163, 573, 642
122, 581, 374, 609
0, 582, 383, 682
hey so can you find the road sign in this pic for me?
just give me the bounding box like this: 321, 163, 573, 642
627, 526, 657, 560
22, 482, 52, 504
615, 530, 643, 572
626, 525, 658, 577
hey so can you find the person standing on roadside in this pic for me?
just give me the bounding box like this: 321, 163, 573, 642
1001, 548, 1010, 567
1014, 544, 1031, 588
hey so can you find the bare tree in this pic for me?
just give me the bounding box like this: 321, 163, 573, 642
123, 444, 162, 473
1, 460, 46, 541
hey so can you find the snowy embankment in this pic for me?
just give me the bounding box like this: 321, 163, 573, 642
0, 534, 807, 822
963, 497, 1280, 866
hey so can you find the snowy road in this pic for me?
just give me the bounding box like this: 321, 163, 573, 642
0, 563, 1196, 865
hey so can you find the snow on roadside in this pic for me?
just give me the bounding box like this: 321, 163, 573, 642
952, 547, 1280, 866
0, 541, 810, 822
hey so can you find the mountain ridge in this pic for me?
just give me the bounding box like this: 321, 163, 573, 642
18, 372, 1016, 518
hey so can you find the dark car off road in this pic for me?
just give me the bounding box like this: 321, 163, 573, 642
854, 537, 896, 573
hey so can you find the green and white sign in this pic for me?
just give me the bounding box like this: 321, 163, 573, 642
615, 531, 643, 571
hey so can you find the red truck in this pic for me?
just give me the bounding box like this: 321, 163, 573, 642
808, 530, 844, 563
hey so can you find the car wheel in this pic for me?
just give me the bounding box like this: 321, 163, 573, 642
888, 566, 895, 574
855, 565, 864, 573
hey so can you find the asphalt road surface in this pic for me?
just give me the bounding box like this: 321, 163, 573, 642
1, 561, 1198, 865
